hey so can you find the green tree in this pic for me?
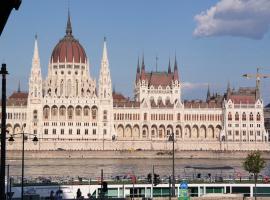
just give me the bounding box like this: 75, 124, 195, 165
243, 151, 266, 200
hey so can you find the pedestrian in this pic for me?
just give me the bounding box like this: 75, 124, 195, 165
77, 188, 82, 199
50, 190, 54, 200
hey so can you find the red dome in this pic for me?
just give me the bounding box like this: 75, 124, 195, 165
50, 12, 87, 64
51, 37, 87, 63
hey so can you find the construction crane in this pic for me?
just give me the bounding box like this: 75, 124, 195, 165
242, 67, 270, 99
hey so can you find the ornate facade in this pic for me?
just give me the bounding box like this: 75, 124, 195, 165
2, 14, 268, 150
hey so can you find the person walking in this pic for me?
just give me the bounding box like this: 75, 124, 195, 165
49, 190, 54, 200
76, 188, 82, 199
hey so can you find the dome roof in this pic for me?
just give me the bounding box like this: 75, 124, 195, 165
50, 12, 87, 64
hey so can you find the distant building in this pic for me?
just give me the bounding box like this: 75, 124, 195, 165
2, 13, 268, 150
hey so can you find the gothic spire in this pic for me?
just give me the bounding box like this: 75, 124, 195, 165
174, 54, 178, 71
18, 80, 21, 93
32, 34, 40, 68
137, 57, 140, 73
141, 53, 145, 71
207, 84, 210, 101
102, 37, 108, 62
227, 81, 231, 100
173, 54, 179, 80
168, 58, 171, 74
66, 9, 72, 36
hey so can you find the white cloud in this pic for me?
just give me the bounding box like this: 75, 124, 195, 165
193, 0, 270, 39
182, 82, 208, 90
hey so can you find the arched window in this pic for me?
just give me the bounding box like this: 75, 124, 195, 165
33, 110, 38, 120
75, 106, 82, 116
43, 106, 49, 119
177, 113, 181, 121
249, 112, 254, 121
92, 107, 98, 120
76, 79, 79, 96
67, 79, 71, 96
60, 80, 64, 96
242, 112, 246, 121
256, 112, 261, 121
228, 112, 232, 121
67, 106, 74, 120
83, 106, 89, 116
235, 112, 239, 121
34, 87, 37, 97
103, 110, 108, 121
51, 106, 58, 117
59, 106, 66, 117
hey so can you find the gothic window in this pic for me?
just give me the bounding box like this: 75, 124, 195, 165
60, 80, 64, 96
34, 87, 37, 97
249, 112, 254, 121
76, 79, 79, 96
67, 106, 74, 120
67, 79, 71, 96
104, 89, 106, 98
75, 106, 82, 116
228, 112, 232, 121
144, 113, 147, 121
256, 112, 261, 121
177, 113, 181, 121
59, 106, 66, 117
242, 112, 246, 121
103, 110, 108, 121
235, 112, 239, 121
33, 110, 38, 120
51, 106, 58, 117
92, 106, 98, 120
43, 106, 49, 119
83, 106, 90, 116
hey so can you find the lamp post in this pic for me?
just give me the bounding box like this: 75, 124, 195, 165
168, 132, 175, 197
8, 133, 38, 200
0, 63, 8, 200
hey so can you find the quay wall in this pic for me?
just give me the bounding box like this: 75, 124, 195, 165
6, 139, 270, 151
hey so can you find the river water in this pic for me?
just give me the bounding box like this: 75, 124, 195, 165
6, 158, 270, 181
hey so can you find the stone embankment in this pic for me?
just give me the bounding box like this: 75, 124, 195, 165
6, 150, 270, 160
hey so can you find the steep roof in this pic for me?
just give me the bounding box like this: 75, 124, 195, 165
7, 91, 28, 106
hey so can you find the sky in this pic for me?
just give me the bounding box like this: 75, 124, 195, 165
1, 0, 270, 103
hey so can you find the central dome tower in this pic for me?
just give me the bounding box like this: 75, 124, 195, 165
51, 12, 87, 64
44, 11, 96, 99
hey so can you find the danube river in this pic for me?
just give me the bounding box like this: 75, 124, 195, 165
6, 158, 270, 180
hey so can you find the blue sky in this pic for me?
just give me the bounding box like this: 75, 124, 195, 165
1, 0, 270, 103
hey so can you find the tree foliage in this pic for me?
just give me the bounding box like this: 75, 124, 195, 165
243, 151, 266, 175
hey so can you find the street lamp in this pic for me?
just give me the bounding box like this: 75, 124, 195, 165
8, 133, 38, 200
168, 132, 175, 197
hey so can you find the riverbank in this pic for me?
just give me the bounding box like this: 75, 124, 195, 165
6, 150, 270, 160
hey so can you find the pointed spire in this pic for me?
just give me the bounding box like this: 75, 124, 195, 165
173, 54, 179, 81
174, 54, 178, 71
207, 84, 210, 101
141, 53, 145, 71
32, 34, 40, 67
168, 58, 171, 73
18, 80, 21, 93
137, 57, 140, 73
227, 81, 231, 100
66, 9, 72, 36
102, 37, 108, 62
